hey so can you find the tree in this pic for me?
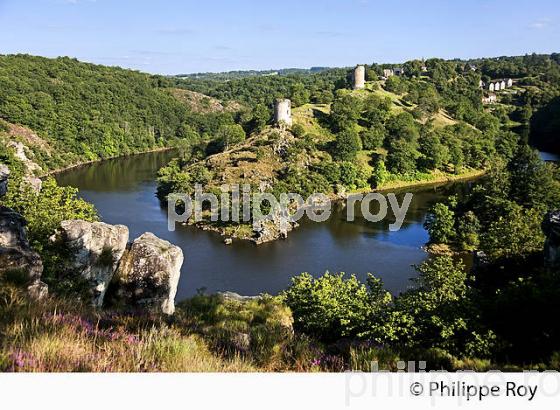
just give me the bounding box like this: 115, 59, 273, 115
370, 158, 389, 187
418, 132, 449, 170
216, 124, 246, 151
3, 177, 98, 250
393, 256, 491, 355
290, 82, 311, 107
385, 112, 419, 143
330, 91, 362, 132
385, 138, 418, 174
363, 95, 391, 126
456, 211, 480, 250
508, 145, 560, 210
338, 161, 359, 188
333, 128, 361, 161
360, 125, 386, 150
424, 203, 456, 244
480, 205, 545, 260
385, 76, 407, 94
249, 103, 270, 132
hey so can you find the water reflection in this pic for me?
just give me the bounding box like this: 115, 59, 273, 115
56, 151, 470, 299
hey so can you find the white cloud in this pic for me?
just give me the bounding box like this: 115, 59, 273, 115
528, 18, 552, 30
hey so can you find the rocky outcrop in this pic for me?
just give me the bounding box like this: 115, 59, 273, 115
0, 206, 48, 299
252, 210, 298, 244
543, 210, 560, 268
0, 164, 9, 197
50, 220, 129, 307
110, 232, 183, 315
7, 141, 42, 174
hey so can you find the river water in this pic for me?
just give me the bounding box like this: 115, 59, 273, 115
56, 150, 470, 299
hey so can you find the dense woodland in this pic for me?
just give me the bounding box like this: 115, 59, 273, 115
2, 53, 560, 371
0, 54, 238, 171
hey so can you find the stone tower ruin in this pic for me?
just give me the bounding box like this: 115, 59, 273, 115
353, 65, 365, 90
274, 98, 292, 126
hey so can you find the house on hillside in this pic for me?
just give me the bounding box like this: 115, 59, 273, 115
383, 68, 394, 77
507, 78, 513, 87
482, 94, 497, 104
393, 67, 404, 76
489, 82, 495, 92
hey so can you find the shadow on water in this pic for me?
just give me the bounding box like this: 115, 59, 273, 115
56, 150, 472, 299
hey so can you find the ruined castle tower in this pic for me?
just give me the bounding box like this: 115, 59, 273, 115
352, 65, 365, 90
274, 98, 292, 126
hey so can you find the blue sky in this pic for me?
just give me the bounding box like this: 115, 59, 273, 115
0, 0, 558, 74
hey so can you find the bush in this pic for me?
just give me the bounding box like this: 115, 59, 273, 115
283, 272, 392, 342
291, 123, 306, 138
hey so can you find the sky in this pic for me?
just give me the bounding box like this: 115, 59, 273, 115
0, 0, 558, 75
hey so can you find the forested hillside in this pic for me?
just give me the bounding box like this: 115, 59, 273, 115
0, 55, 215, 171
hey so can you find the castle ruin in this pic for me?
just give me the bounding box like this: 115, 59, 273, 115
352, 65, 365, 90
274, 98, 292, 126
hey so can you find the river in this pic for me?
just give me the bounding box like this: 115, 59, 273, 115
55, 150, 470, 300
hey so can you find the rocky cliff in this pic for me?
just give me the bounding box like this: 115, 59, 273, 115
0, 206, 48, 299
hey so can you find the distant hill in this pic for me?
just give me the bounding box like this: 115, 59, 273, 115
175, 67, 332, 81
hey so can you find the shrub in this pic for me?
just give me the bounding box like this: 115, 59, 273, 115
291, 123, 306, 138
283, 272, 392, 342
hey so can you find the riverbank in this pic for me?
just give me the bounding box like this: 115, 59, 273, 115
44, 146, 175, 177
374, 169, 485, 193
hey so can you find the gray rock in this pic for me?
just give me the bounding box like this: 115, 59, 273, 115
231, 332, 251, 352
23, 176, 42, 193
7, 141, 42, 174
111, 232, 183, 315
543, 210, 560, 268
27, 281, 49, 300
50, 220, 129, 307
218, 291, 260, 302
0, 163, 9, 197
0, 205, 47, 297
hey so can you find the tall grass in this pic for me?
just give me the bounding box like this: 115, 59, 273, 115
0, 279, 255, 372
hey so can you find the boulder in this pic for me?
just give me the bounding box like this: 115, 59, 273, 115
23, 175, 42, 193
0, 206, 47, 299
50, 220, 129, 307
542, 210, 560, 268
0, 163, 9, 197
110, 232, 183, 315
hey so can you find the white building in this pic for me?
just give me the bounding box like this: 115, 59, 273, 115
482, 94, 497, 104
383, 68, 394, 78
